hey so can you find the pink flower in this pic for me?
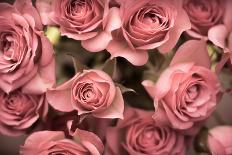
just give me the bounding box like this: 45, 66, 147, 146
20, 129, 104, 155
183, 0, 226, 38
208, 0, 232, 72
207, 126, 232, 155
142, 40, 221, 131
106, 0, 191, 66
0, 89, 48, 136
105, 107, 186, 155
46, 69, 124, 119
36, 0, 121, 52
0, 0, 55, 94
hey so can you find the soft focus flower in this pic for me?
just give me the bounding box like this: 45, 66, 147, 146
106, 0, 191, 66
0, 0, 55, 94
46, 69, 124, 119
0, 89, 48, 136
207, 0, 232, 72
183, 0, 225, 38
207, 126, 232, 155
20, 129, 104, 155
36, 0, 121, 52
142, 40, 221, 131
105, 107, 186, 155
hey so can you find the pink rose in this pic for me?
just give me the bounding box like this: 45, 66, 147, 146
142, 40, 221, 131
183, 0, 226, 38
0, 0, 55, 94
208, 1, 232, 72
105, 107, 186, 155
20, 129, 104, 155
0, 89, 48, 136
46, 69, 124, 119
106, 0, 191, 66
36, 0, 121, 52
207, 126, 232, 155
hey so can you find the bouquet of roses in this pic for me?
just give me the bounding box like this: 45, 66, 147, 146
0, 0, 232, 154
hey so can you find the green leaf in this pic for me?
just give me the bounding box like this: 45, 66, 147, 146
102, 58, 117, 77
67, 54, 88, 73
115, 83, 136, 94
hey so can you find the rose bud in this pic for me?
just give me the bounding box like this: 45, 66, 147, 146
207, 126, 232, 155
0, 0, 55, 94
0, 89, 48, 137
36, 0, 121, 52
183, 0, 230, 39
105, 107, 186, 155
46, 69, 124, 119
106, 0, 191, 66
20, 129, 104, 155
142, 40, 221, 132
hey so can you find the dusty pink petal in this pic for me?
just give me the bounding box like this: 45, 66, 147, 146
81, 31, 112, 52
60, 29, 98, 41
141, 80, 156, 98
158, 7, 191, 53
216, 53, 230, 74
22, 59, 55, 94
106, 127, 122, 155
170, 40, 211, 68
104, 7, 122, 32
107, 40, 148, 66
93, 87, 124, 119
208, 25, 229, 49
223, 0, 232, 31
36, 0, 55, 25
72, 128, 104, 155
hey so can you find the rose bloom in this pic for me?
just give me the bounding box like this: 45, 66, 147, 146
36, 0, 121, 52
0, 0, 55, 94
106, 0, 191, 66
183, 0, 226, 38
0, 89, 48, 136
20, 129, 104, 155
105, 107, 186, 155
207, 126, 232, 155
142, 40, 221, 131
46, 69, 124, 119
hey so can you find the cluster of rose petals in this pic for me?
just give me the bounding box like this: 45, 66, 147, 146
0, 0, 55, 94
20, 129, 104, 155
105, 107, 186, 155
0, 89, 48, 136
142, 40, 221, 132
46, 69, 124, 119
183, 0, 225, 38
36, 0, 121, 53
106, 0, 191, 66
207, 126, 232, 155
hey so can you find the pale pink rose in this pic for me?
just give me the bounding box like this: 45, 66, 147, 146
36, 0, 121, 52
183, 0, 226, 38
105, 107, 186, 155
208, 0, 232, 72
142, 40, 221, 131
106, 0, 191, 66
0, 0, 55, 94
207, 126, 232, 155
46, 69, 124, 119
0, 89, 48, 137
20, 129, 104, 155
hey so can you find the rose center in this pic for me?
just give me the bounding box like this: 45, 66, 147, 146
186, 85, 199, 101
70, 0, 86, 16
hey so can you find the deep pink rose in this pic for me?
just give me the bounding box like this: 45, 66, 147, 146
106, 0, 191, 66
0, 0, 55, 94
207, 126, 232, 155
36, 0, 121, 52
183, 0, 226, 38
20, 129, 104, 155
105, 107, 186, 155
0, 89, 48, 136
47, 69, 124, 119
142, 40, 221, 131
